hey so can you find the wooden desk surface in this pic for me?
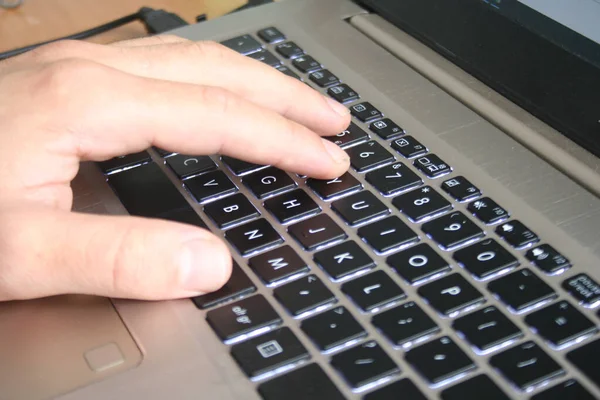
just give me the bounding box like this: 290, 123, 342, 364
0, 0, 247, 52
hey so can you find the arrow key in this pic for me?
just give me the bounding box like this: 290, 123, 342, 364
301, 306, 367, 351
331, 341, 400, 389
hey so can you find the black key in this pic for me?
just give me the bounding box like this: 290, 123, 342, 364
341, 270, 405, 312
525, 300, 598, 347
413, 154, 452, 179
221, 34, 262, 55
206, 295, 282, 342
203, 193, 259, 229
488, 268, 557, 312
567, 339, 600, 390
350, 102, 383, 123
452, 306, 523, 352
325, 122, 369, 148
392, 186, 452, 222
185, 170, 238, 203
257, 27, 286, 43
372, 301, 440, 346
225, 218, 284, 256
363, 379, 427, 400
441, 375, 510, 400
258, 363, 345, 400
108, 162, 185, 218
331, 191, 390, 226
331, 341, 399, 389
418, 273, 485, 316
454, 239, 519, 280
301, 306, 367, 351
562, 273, 600, 307
314, 241, 376, 280
422, 211, 484, 250
273, 274, 336, 316
243, 167, 296, 199
165, 154, 216, 179
192, 261, 256, 309
531, 379, 596, 400
405, 336, 476, 385
327, 84, 360, 104
277, 66, 302, 80
526, 244, 571, 274
490, 341, 564, 391
98, 151, 150, 174
366, 162, 422, 196
495, 220, 539, 248
153, 147, 176, 158
275, 41, 304, 58
249, 246, 308, 285
441, 176, 481, 202
309, 69, 339, 87
387, 243, 451, 284
264, 189, 320, 224
247, 48, 281, 67
221, 156, 265, 176
231, 327, 309, 378
307, 172, 362, 200
391, 136, 428, 158
346, 141, 395, 172
369, 118, 404, 140
358, 216, 419, 254
467, 197, 509, 225
292, 55, 321, 73
288, 214, 347, 250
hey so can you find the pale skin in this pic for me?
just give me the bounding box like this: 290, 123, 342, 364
0, 35, 351, 301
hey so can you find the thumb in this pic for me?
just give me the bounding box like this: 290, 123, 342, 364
0, 206, 232, 300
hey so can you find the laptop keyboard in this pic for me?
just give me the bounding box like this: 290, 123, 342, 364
101, 27, 600, 399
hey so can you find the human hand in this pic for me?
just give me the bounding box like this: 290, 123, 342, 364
0, 36, 351, 301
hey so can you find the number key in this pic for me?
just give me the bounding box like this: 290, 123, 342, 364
346, 141, 395, 172
421, 211, 484, 250
365, 162, 422, 196
453, 239, 519, 279
392, 186, 452, 222
324, 122, 368, 148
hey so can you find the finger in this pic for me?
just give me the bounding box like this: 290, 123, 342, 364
37, 60, 350, 179
11, 39, 351, 136
111, 34, 189, 47
0, 206, 232, 300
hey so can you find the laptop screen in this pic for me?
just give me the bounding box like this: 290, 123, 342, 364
357, 0, 600, 159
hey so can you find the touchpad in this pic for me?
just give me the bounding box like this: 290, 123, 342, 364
0, 295, 142, 400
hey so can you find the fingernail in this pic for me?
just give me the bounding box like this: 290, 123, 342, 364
325, 96, 351, 117
323, 139, 350, 165
179, 238, 231, 292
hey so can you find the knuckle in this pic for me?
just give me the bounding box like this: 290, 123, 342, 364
201, 85, 236, 117
106, 226, 140, 294
27, 40, 89, 62
190, 40, 230, 59
33, 59, 108, 96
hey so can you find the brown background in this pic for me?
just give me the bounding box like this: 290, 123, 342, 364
0, 0, 247, 52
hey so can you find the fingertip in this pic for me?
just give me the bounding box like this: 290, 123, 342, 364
179, 234, 232, 293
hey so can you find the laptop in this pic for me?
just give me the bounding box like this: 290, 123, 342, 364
2, 0, 600, 398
